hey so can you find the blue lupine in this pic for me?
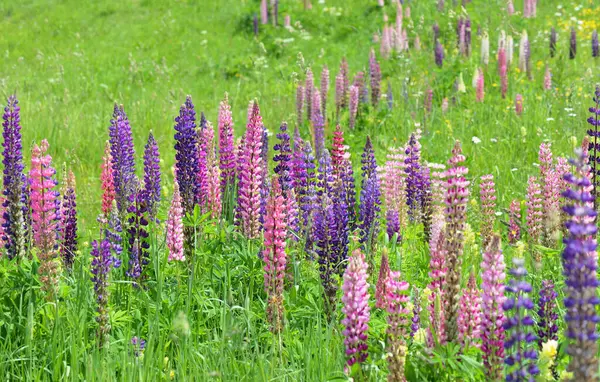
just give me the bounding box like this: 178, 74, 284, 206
142, 133, 161, 220
109, 104, 136, 217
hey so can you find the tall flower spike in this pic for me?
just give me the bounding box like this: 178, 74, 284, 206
386, 81, 393, 109
442, 141, 469, 342
434, 40, 444, 67
592, 31, 599, 58
570, 27, 577, 60
479, 174, 497, 248
339, 58, 349, 109
236, 101, 264, 239
385, 270, 411, 381
312, 101, 325, 160
109, 104, 136, 218
104, 203, 123, 268
349, 85, 359, 130
359, 138, 381, 254
562, 149, 599, 380
2, 95, 28, 259
30, 140, 60, 299
305, 69, 314, 124
428, 225, 447, 346
143, 133, 161, 220
200, 121, 221, 218
90, 238, 119, 347
369, 49, 381, 107
537, 279, 559, 348
341, 248, 370, 369
219, 94, 236, 196
475, 68, 484, 102
549, 28, 557, 58
405, 134, 422, 220
526, 176, 543, 244
166, 181, 185, 262
174, 96, 200, 215
61, 170, 78, 270
481, 236, 506, 381
481, 31, 490, 66
375, 253, 391, 309
508, 199, 521, 244
457, 272, 482, 349
100, 141, 116, 219
503, 258, 539, 381
544, 67, 552, 91
334, 73, 344, 116
320, 66, 329, 119
126, 189, 150, 284
273, 122, 298, 234
263, 178, 287, 333
587, 86, 600, 203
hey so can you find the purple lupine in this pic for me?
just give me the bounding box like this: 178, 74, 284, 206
334, 74, 344, 117
570, 27, 577, 60
593, 31, 599, 58
259, 125, 270, 229
142, 133, 161, 220
273, 122, 298, 233
503, 258, 539, 381
550, 27, 557, 58
420, 167, 433, 242
434, 40, 444, 67
2, 95, 28, 259
411, 290, 421, 337
305, 69, 314, 124
314, 195, 341, 314
312, 107, 325, 160
320, 66, 329, 119
109, 104, 136, 218
90, 238, 119, 346
218, 94, 236, 197
562, 149, 599, 380
126, 190, 150, 285
131, 337, 147, 357
332, 125, 356, 225
349, 85, 359, 130
404, 134, 422, 220
386, 209, 400, 241
174, 96, 200, 215
61, 170, 78, 270
359, 137, 381, 254
104, 204, 123, 268
587, 86, 600, 203
432, 22, 440, 41
369, 50, 381, 107
292, 136, 317, 231
537, 280, 559, 348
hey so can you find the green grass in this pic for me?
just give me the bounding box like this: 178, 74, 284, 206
0, 0, 598, 380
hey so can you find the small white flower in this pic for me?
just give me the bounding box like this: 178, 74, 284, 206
564, 107, 574, 112
511, 168, 518, 172
472, 136, 481, 144
546, 117, 555, 121
533, 163, 540, 168
490, 138, 498, 143
569, 113, 577, 117
495, 211, 503, 216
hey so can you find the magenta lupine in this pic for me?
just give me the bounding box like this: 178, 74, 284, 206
101, 141, 115, 219
526, 176, 543, 244
457, 272, 482, 349
544, 67, 552, 91
219, 94, 236, 196
475, 68, 485, 102
341, 248, 370, 368
480, 236, 506, 381
375, 253, 391, 309
197, 113, 210, 208
515, 94, 524, 116
508, 199, 521, 244
167, 182, 184, 262
296, 83, 305, 127
30, 140, 60, 299
263, 178, 287, 333
479, 174, 497, 248
349, 85, 359, 130
305, 69, 314, 124
369, 49, 381, 107
236, 101, 264, 239
320, 66, 329, 119
427, 222, 447, 346
385, 270, 411, 381
442, 141, 469, 342
500, 49, 508, 99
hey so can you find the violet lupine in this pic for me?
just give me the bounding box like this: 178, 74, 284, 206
126, 190, 150, 284
427, 225, 447, 346
479, 174, 497, 248
142, 133, 161, 220
109, 104, 136, 218
411, 289, 421, 337
544, 67, 552, 91
253, 14, 258, 36
457, 272, 482, 349
562, 149, 599, 380
503, 258, 539, 381
442, 141, 469, 342
219, 94, 236, 196
386, 209, 400, 242
263, 178, 287, 333
131, 337, 147, 357
293, 139, 317, 232
537, 279, 559, 348
353, 72, 365, 104
259, 127, 270, 230
274, 122, 298, 233
385, 270, 411, 381
296, 84, 305, 127
320, 66, 329, 119
104, 203, 123, 268
174, 96, 200, 215
359, 138, 381, 254
90, 238, 118, 346
526, 176, 543, 244
236, 101, 264, 239
508, 199, 521, 244
570, 27, 577, 60
404, 134, 422, 220
515, 94, 524, 116
312, 105, 325, 161
480, 236, 506, 381
349, 85, 359, 130
375, 253, 391, 309
30, 140, 60, 299
166, 182, 185, 262
475, 68, 485, 102
2, 95, 28, 260
369, 49, 381, 107
61, 170, 78, 270
434, 40, 444, 67
341, 248, 370, 368
101, 141, 116, 219
593, 31, 599, 58
587, 86, 600, 203
305, 69, 314, 124
549, 28, 557, 58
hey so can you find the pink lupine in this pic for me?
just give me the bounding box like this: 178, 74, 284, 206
101, 141, 115, 218
236, 101, 264, 239
219, 94, 236, 194
305, 69, 314, 124
284, 15, 291, 27
424, 87, 433, 113
480, 236, 505, 381
507, 0, 515, 15
394, 3, 403, 51
526, 176, 543, 245
475, 68, 485, 102
320, 66, 329, 119
166, 181, 185, 262
260, 0, 268, 24
375, 253, 391, 309
538, 142, 553, 179
457, 272, 482, 349
404, 6, 410, 18
381, 23, 391, 58
383, 146, 407, 234
500, 55, 508, 99
30, 140, 60, 299
200, 121, 221, 218
544, 67, 552, 90
515, 94, 524, 116
263, 178, 287, 333
427, 221, 447, 346
341, 248, 370, 367
508, 199, 521, 244
349, 85, 359, 129
479, 174, 497, 248
334, 73, 344, 116
385, 270, 411, 381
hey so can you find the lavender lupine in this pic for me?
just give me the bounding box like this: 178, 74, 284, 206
587, 86, 600, 202
359, 138, 381, 254
404, 134, 422, 220
294, 139, 317, 232
90, 238, 119, 346
320, 66, 329, 119
109, 104, 136, 218
457, 273, 482, 349
339, 58, 349, 109
126, 190, 150, 284
537, 280, 559, 348
236, 101, 264, 239
526, 176, 543, 244
479, 174, 497, 248
434, 40, 444, 67
503, 258, 539, 381
375, 253, 391, 309
427, 225, 447, 346
411, 290, 421, 337
593, 31, 599, 58
30, 140, 60, 299
61, 170, 77, 269
369, 50, 381, 107
167, 182, 185, 262
341, 248, 370, 369
349, 85, 359, 130
305, 69, 314, 124
263, 178, 287, 333
314, 195, 341, 313
570, 27, 577, 60
142, 133, 161, 220
518, 30, 531, 78
334, 74, 344, 116
549, 28, 557, 58
174, 96, 200, 215
219, 94, 236, 196
385, 270, 411, 381
442, 141, 469, 342
481, 236, 506, 381
508, 199, 521, 244
2, 96, 28, 259
296, 84, 305, 127
312, 106, 325, 160
260, 0, 268, 24
562, 149, 599, 380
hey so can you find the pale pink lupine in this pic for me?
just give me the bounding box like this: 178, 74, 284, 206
544, 67, 552, 90
427, 223, 447, 346
341, 248, 371, 367
515, 94, 524, 116
539, 143, 560, 245
260, 0, 268, 24
507, 0, 515, 15
349, 85, 359, 129
263, 178, 287, 333
204, 122, 222, 219
385, 270, 411, 380
219, 94, 236, 193
441, 98, 449, 113
480, 175, 497, 248
381, 24, 392, 58
475, 68, 485, 102
284, 15, 291, 28
383, 146, 407, 231
394, 2, 403, 51
425, 87, 433, 113
30, 140, 60, 299
375, 253, 391, 309
405, 6, 410, 18
457, 272, 482, 349
413, 34, 421, 51
166, 182, 185, 262
526, 176, 543, 244
305, 69, 314, 123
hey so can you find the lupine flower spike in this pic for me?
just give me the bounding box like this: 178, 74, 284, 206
100, 141, 116, 219
587, 86, 600, 203
508, 199, 521, 244
375, 252, 390, 309
166, 181, 185, 262
537, 280, 559, 348
109, 104, 136, 218
90, 238, 119, 347
479, 174, 496, 248
219, 94, 236, 196
457, 272, 481, 349
385, 270, 411, 381
61, 170, 78, 269
142, 133, 161, 220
